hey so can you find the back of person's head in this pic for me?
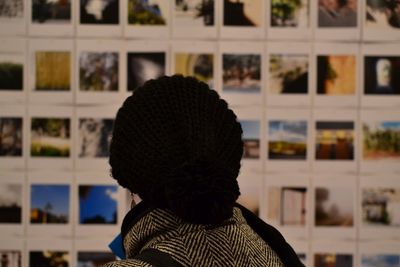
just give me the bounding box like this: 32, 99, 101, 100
109, 75, 243, 224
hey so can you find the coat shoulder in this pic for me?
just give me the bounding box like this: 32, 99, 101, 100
102, 259, 153, 267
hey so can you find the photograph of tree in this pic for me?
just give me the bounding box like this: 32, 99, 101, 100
30, 184, 70, 224
314, 253, 353, 267
315, 121, 354, 160
271, 0, 308, 27
366, 0, 400, 29
79, 185, 118, 224
269, 120, 307, 160
268, 186, 307, 226
175, 0, 214, 26
0, 60, 23, 91
35, 52, 70, 91
29, 251, 69, 267
128, 0, 167, 25
240, 120, 260, 159
223, 0, 262, 26
80, 52, 119, 92
0, 184, 22, 224
32, 0, 71, 24
80, 0, 119, 24
0, 117, 22, 157
364, 56, 400, 95
127, 52, 165, 91
269, 54, 308, 94
363, 121, 400, 161
315, 186, 354, 226
362, 187, 400, 226
222, 53, 261, 93
30, 118, 70, 157
0, 0, 23, 18
361, 254, 400, 267
0, 251, 21, 267
318, 0, 357, 27
77, 251, 115, 267
317, 55, 356, 95
175, 53, 213, 87
78, 118, 113, 158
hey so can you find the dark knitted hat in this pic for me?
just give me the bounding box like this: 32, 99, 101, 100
109, 75, 243, 224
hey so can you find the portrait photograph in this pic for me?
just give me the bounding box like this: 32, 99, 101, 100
77, 251, 115, 267
317, 55, 356, 95
269, 54, 308, 94
32, 0, 71, 24
29, 250, 69, 267
0, 0, 23, 19
175, 0, 214, 27
128, 0, 167, 25
0, 184, 22, 224
364, 56, 400, 95
314, 253, 353, 267
80, 0, 119, 24
0, 251, 21, 267
223, 0, 262, 27
315, 186, 354, 226
222, 54, 261, 93
0, 60, 23, 91
365, 0, 400, 29
0, 117, 22, 157
362, 188, 400, 227
30, 184, 70, 224
79, 185, 118, 224
361, 254, 400, 267
270, 0, 308, 27
268, 120, 307, 160
318, 0, 357, 27
79, 52, 119, 92
35, 51, 70, 91
30, 118, 70, 157
240, 120, 260, 159
78, 118, 113, 158
315, 121, 354, 160
175, 53, 213, 87
127, 52, 165, 91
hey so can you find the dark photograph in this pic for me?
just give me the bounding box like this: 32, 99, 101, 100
175, 0, 214, 26
128, 0, 167, 25
240, 120, 260, 159
175, 53, 213, 88
0, 251, 21, 267
0, 184, 22, 224
318, 0, 357, 27
32, 0, 71, 24
77, 251, 115, 267
127, 52, 165, 91
364, 56, 400, 95
314, 253, 353, 267
0, 117, 22, 157
366, 0, 400, 29
0, 60, 23, 91
223, 0, 262, 26
78, 118, 114, 158
80, 0, 119, 24
0, 0, 23, 18
271, 0, 308, 27
29, 251, 69, 267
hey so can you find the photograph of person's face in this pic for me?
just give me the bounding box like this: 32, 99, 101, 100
223, 0, 262, 26
314, 253, 353, 267
0, 59, 23, 91
175, 53, 214, 88
77, 251, 116, 267
0, 251, 21, 267
271, 0, 309, 27
361, 254, 400, 267
80, 0, 119, 24
240, 120, 260, 159
0, 0, 23, 18
0, 117, 22, 157
35, 52, 70, 91
0, 184, 22, 224
128, 0, 167, 25
318, 0, 357, 27
175, 0, 214, 26
78, 118, 113, 158
366, 0, 400, 29
29, 251, 69, 267
364, 56, 400, 95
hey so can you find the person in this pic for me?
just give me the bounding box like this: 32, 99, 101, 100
103, 75, 304, 267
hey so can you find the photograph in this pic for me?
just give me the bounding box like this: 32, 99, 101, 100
80, 0, 119, 24
366, 0, 400, 29
0, 0, 23, 18
31, 118, 70, 157
315, 186, 354, 226
240, 120, 260, 159
175, 53, 213, 87
80, 52, 119, 92
0, 117, 22, 157
0, 60, 23, 91
317, 55, 356, 95
79, 185, 118, 224
77, 251, 116, 267
30, 184, 70, 224
362, 188, 400, 227
32, 0, 71, 24
0, 184, 22, 224
268, 120, 307, 160
128, 0, 167, 25
270, 0, 308, 27
222, 54, 261, 93
269, 54, 308, 94
363, 121, 400, 161
35, 52, 70, 91
0, 251, 21, 267
29, 251, 69, 267
318, 0, 357, 27
314, 253, 353, 267
127, 52, 165, 91
78, 118, 114, 158
364, 56, 400, 95
175, 0, 214, 26
361, 254, 400, 267
268, 187, 307, 226
223, 0, 262, 26
315, 121, 354, 160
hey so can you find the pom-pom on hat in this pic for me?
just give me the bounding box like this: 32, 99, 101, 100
109, 75, 243, 224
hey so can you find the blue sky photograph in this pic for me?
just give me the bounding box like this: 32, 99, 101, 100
361, 254, 400, 267
269, 120, 307, 143
240, 120, 260, 140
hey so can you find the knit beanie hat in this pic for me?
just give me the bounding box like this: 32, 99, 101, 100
109, 75, 243, 224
